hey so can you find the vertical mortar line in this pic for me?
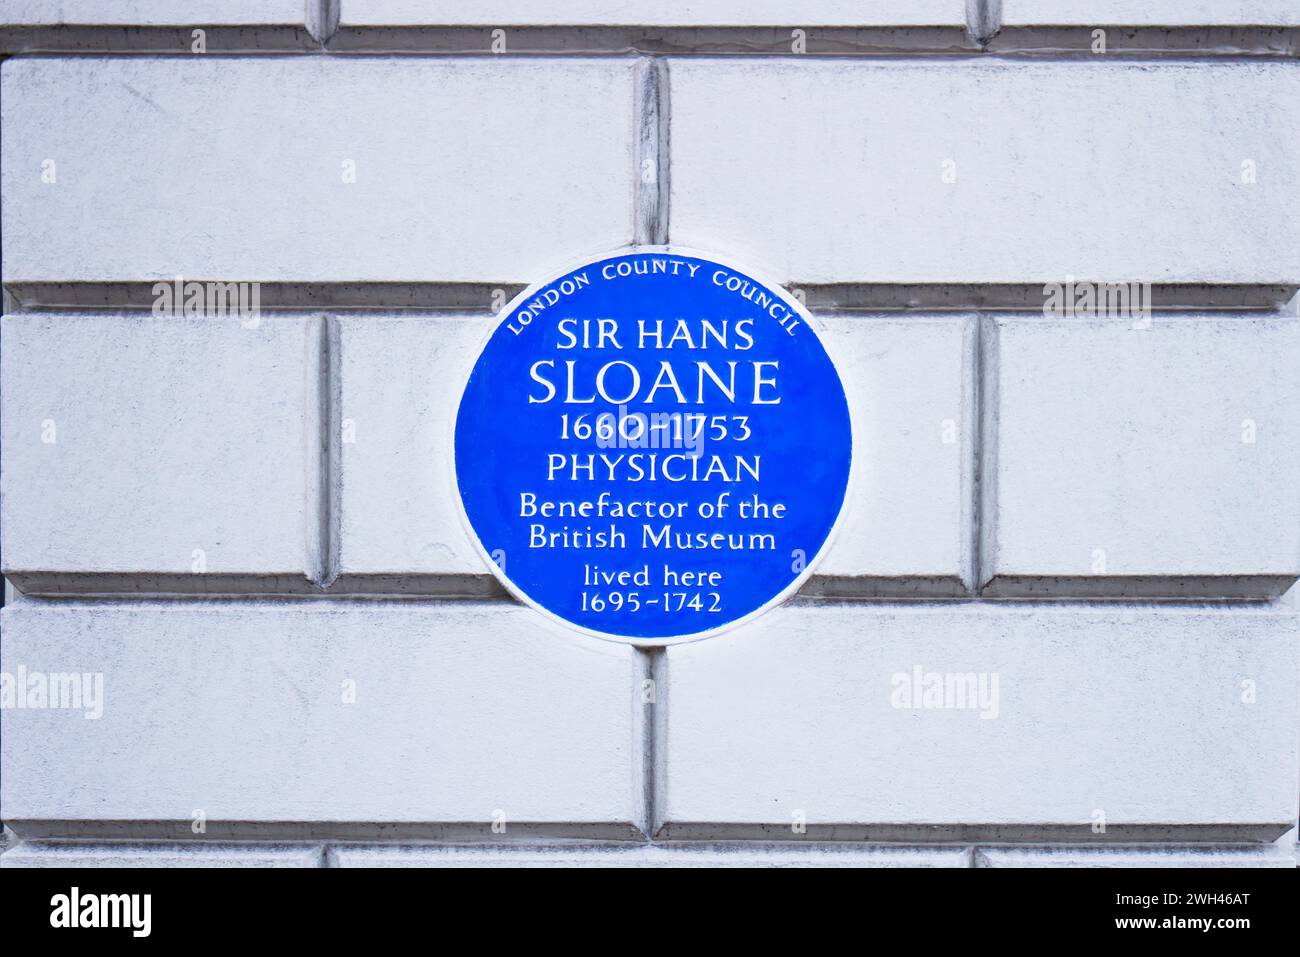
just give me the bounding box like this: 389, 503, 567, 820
655, 59, 671, 245
960, 313, 982, 596
315, 315, 342, 588
966, 0, 1002, 47
632, 647, 653, 839
966, 313, 983, 595
312, 0, 341, 47
969, 313, 985, 595
632, 646, 666, 841
639, 645, 668, 841
634, 57, 671, 246
307, 315, 327, 586
974, 314, 1000, 596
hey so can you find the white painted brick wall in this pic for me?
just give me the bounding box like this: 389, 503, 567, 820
1, 0, 311, 25
0, 1, 326, 51
660, 603, 1298, 840
1, 4, 1298, 870
0, 602, 641, 835
983, 316, 1300, 597
1001, 2, 1300, 27
0, 314, 324, 592
335, 1, 970, 27
327, 1, 976, 54
989, 3, 1300, 55
815, 315, 975, 592
334, 315, 491, 589
0, 57, 637, 287
668, 60, 1300, 285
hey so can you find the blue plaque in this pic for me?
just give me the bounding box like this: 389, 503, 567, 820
454, 248, 852, 643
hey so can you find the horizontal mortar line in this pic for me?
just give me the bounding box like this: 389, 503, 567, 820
4, 572, 512, 601
795, 594, 1298, 613
2, 281, 522, 313
13, 837, 1273, 850
4, 821, 649, 842
983, 47, 1300, 60
980, 574, 1298, 600
5, 585, 1295, 614
323, 48, 1300, 61
805, 575, 1300, 602
325, 25, 978, 54
653, 823, 1291, 843
2, 840, 966, 861
3, 833, 1283, 851
804, 575, 971, 599
0, 45, 1295, 60
5, 282, 1296, 315
2, 27, 976, 58
969, 841, 1289, 851
7, 820, 1287, 844
803, 591, 1298, 611
796, 283, 1298, 312
988, 25, 1300, 43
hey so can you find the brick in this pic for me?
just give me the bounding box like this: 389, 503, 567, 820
976, 847, 1294, 868
668, 60, 1300, 286
983, 317, 1300, 598
0, 58, 636, 288
0, 1, 324, 52
333, 843, 971, 867
0, 314, 322, 593
992, 2, 1300, 54
332, 314, 973, 595
2, 0, 312, 25
329, 2, 973, 53
1001, 2, 1300, 27
333, 315, 490, 593
0, 600, 639, 832
0, 602, 640, 835
1, 843, 322, 868
336, 1, 968, 27
813, 316, 975, 594
660, 603, 1298, 840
